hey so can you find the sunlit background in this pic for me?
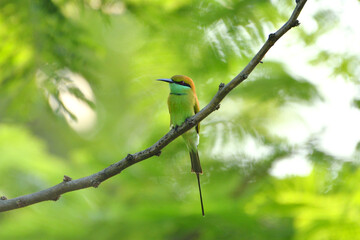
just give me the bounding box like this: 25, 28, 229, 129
1, 0, 360, 239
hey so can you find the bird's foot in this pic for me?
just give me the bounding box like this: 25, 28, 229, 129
185, 117, 196, 126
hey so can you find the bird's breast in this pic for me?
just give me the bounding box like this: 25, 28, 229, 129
167, 94, 195, 127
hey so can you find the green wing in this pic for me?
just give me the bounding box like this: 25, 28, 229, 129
194, 96, 200, 133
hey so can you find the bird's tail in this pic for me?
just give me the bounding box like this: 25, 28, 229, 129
196, 172, 205, 216
189, 150, 202, 174
189, 149, 204, 216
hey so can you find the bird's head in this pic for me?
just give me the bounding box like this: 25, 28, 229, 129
157, 75, 196, 93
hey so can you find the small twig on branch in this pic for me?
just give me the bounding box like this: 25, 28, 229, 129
0, 0, 308, 212
63, 175, 72, 182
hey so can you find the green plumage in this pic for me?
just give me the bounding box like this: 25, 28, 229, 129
158, 75, 204, 216
167, 82, 202, 173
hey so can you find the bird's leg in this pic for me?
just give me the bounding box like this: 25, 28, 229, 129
173, 125, 179, 131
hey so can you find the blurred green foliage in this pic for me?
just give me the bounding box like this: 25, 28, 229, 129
1, 0, 360, 239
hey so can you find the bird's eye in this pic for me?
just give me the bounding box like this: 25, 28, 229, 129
175, 80, 190, 87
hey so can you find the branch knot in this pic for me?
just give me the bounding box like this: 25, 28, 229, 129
268, 33, 276, 42
63, 175, 72, 182
0, 196, 7, 200
16, 200, 26, 207
126, 154, 134, 161
91, 180, 101, 188
218, 83, 225, 91
292, 20, 300, 27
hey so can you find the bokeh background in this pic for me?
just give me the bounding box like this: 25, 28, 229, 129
1, 0, 360, 239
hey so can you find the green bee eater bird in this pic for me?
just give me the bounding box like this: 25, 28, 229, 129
157, 75, 204, 216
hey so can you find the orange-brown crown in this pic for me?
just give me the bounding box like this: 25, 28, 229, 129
171, 75, 196, 92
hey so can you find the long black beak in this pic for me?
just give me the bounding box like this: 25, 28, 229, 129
157, 78, 174, 83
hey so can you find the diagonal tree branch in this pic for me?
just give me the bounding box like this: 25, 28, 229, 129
0, 0, 308, 212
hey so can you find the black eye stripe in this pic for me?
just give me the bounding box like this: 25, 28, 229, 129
174, 80, 191, 87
